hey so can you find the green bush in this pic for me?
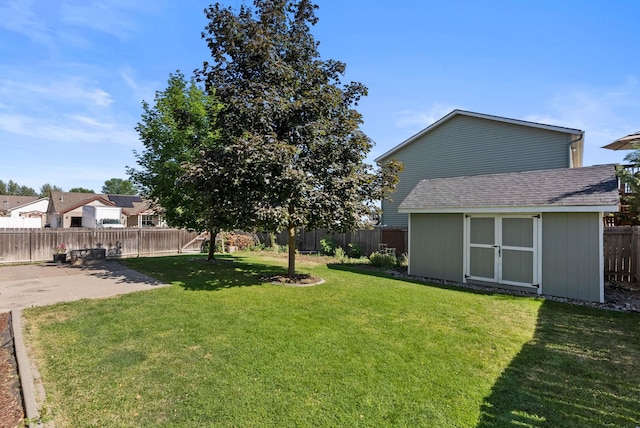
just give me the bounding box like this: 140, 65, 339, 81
333, 247, 347, 261
347, 242, 362, 258
369, 251, 398, 269
320, 238, 339, 256
398, 253, 409, 267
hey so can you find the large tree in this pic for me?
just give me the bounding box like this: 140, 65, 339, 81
102, 178, 136, 195
39, 183, 63, 197
69, 187, 95, 193
198, 0, 401, 275
129, 72, 241, 260
0, 180, 37, 196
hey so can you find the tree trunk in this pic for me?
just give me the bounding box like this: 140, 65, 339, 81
208, 229, 218, 261
288, 223, 296, 276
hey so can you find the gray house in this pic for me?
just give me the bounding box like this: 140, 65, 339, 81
376, 110, 584, 228
399, 164, 619, 303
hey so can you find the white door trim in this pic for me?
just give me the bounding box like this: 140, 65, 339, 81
463, 214, 542, 293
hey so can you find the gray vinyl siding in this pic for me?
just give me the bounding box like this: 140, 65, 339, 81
381, 115, 573, 228
542, 212, 601, 302
408, 213, 463, 282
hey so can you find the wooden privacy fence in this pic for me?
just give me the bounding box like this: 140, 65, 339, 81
0, 228, 201, 264
603, 226, 640, 283
260, 227, 408, 256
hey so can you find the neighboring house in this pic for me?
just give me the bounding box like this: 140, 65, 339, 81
375, 110, 584, 229
46, 191, 164, 228
0, 195, 49, 228
398, 164, 619, 303
107, 194, 164, 227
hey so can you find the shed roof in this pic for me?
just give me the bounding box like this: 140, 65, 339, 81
375, 109, 584, 163
398, 164, 619, 214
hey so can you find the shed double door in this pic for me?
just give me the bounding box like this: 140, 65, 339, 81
465, 215, 540, 288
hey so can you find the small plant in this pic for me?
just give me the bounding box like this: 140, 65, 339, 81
320, 238, 338, 256
398, 253, 409, 267
369, 251, 398, 269
333, 246, 347, 261
268, 233, 279, 251
347, 242, 362, 258
53, 243, 67, 254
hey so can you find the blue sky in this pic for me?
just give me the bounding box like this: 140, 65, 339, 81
1, 0, 638, 193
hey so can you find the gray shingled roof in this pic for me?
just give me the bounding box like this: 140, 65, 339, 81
49, 191, 153, 216
398, 164, 619, 212
0, 195, 40, 215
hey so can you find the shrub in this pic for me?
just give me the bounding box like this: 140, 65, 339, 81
369, 251, 398, 269
333, 247, 347, 261
347, 242, 362, 258
320, 238, 339, 256
225, 232, 257, 250
398, 253, 409, 267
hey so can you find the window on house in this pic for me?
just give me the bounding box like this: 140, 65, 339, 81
141, 215, 155, 227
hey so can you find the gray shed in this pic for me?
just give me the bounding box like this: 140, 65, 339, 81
398, 164, 619, 302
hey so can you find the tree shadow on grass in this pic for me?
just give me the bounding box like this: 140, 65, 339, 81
476, 300, 640, 427
174, 254, 288, 291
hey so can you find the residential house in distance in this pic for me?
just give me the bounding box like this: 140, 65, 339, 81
0, 195, 49, 228
377, 110, 618, 303
46, 191, 164, 228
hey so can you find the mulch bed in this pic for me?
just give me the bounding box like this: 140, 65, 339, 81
262, 273, 324, 286
0, 312, 23, 428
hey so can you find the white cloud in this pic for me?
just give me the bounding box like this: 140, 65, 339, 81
0, 0, 53, 47
524, 78, 640, 165
524, 78, 640, 144
0, 112, 138, 146
119, 67, 157, 105
1, 77, 114, 109
59, 0, 158, 39
393, 103, 460, 133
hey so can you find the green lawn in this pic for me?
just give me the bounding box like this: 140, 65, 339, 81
23, 253, 640, 427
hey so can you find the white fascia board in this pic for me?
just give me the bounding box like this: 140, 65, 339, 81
399, 205, 619, 214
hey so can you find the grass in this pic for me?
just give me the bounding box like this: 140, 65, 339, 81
23, 252, 640, 427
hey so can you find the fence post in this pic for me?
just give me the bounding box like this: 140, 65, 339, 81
632, 226, 636, 283
28, 229, 32, 262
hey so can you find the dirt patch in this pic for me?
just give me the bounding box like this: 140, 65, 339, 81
262, 273, 324, 286
0, 312, 24, 428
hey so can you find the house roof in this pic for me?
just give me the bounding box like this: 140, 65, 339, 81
49, 191, 113, 214
375, 110, 584, 162
398, 164, 619, 214
49, 191, 153, 216
0, 195, 40, 214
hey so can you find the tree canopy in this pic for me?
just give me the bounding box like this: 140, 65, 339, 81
129, 72, 244, 260
197, 0, 401, 274
0, 180, 37, 196
69, 187, 95, 193
39, 183, 63, 198
102, 178, 136, 195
